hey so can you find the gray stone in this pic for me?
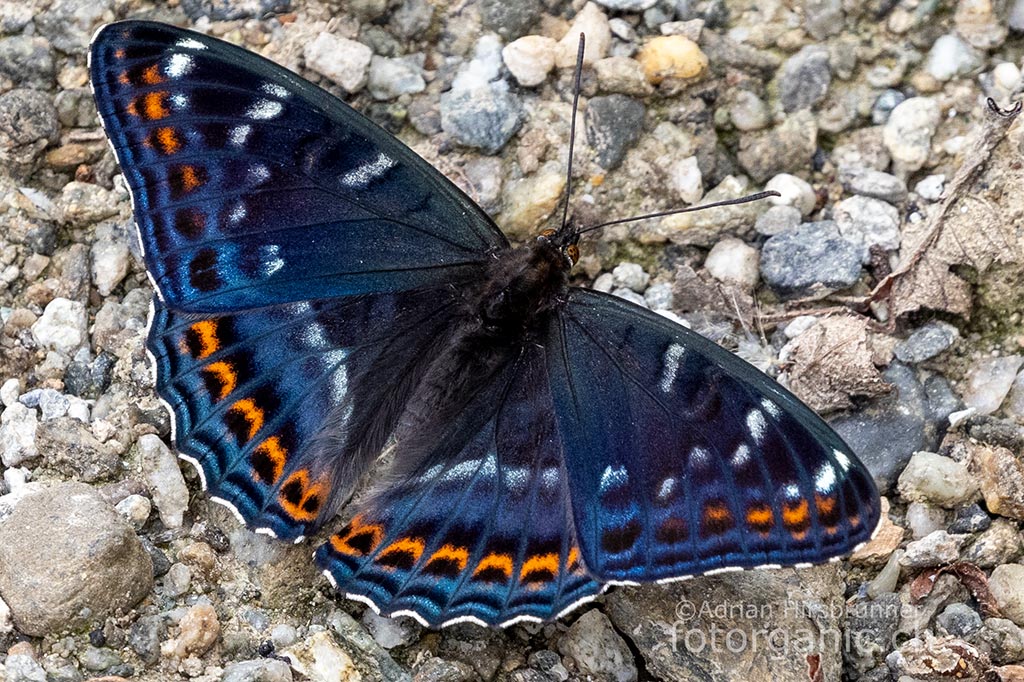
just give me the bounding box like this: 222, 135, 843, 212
270, 623, 298, 648
304, 33, 372, 94
367, 55, 426, 101
846, 592, 901, 674
0, 36, 54, 88
838, 167, 908, 204
737, 111, 818, 183
804, 0, 844, 39
778, 45, 831, 113
915, 174, 946, 201
0, 483, 153, 636
754, 204, 801, 236
4, 651, 47, 682
883, 97, 941, 174
961, 519, 1024, 568
389, 0, 434, 39
990, 564, 1024, 626
594, 56, 653, 97
54, 181, 119, 228
978, 617, 1024, 664
0, 89, 59, 175
948, 502, 991, 534
759, 221, 862, 299
164, 562, 192, 598
962, 356, 1024, 415
139, 434, 189, 529
558, 610, 637, 682
871, 89, 906, 125
894, 321, 959, 364
222, 658, 293, 682
480, 0, 542, 39
129, 614, 165, 664
607, 566, 845, 681
412, 657, 476, 682
900, 530, 967, 568
585, 95, 645, 170
36, 417, 121, 482
595, 0, 657, 10
611, 262, 650, 292
441, 84, 524, 154
926, 34, 982, 81
729, 90, 770, 131
179, 0, 290, 21
79, 646, 123, 672
834, 195, 901, 255
643, 282, 674, 310
361, 608, 418, 649
0, 403, 38, 467
613, 288, 647, 307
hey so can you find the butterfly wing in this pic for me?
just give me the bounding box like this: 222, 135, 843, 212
147, 288, 463, 540
315, 344, 602, 627
90, 21, 507, 312
90, 21, 509, 539
547, 289, 881, 583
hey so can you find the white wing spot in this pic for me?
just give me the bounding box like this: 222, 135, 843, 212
657, 477, 676, 500
689, 446, 711, 469
171, 93, 189, 109
339, 152, 396, 188
301, 323, 328, 349
166, 53, 195, 78
175, 37, 207, 50
258, 244, 284, 276
731, 444, 750, 467
249, 163, 271, 184
504, 466, 529, 494
599, 465, 628, 492
245, 98, 283, 120
228, 203, 247, 224
833, 448, 852, 471
441, 458, 480, 483
659, 342, 685, 393
541, 466, 559, 489
746, 409, 767, 444
761, 398, 781, 418
261, 82, 290, 98
783, 483, 801, 499
229, 124, 252, 147
815, 463, 837, 494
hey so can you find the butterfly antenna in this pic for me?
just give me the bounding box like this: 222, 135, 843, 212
558, 33, 586, 239
575, 190, 781, 236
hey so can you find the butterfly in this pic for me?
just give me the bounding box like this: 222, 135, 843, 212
89, 20, 881, 628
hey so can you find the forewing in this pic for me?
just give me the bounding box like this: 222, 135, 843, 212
548, 289, 881, 583
315, 344, 601, 627
90, 21, 507, 312
147, 287, 461, 541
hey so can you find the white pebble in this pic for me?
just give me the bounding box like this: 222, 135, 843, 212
592, 272, 615, 293
304, 33, 373, 94
115, 494, 152, 529
502, 36, 556, 87
961, 355, 1024, 415
668, 156, 703, 204
0, 378, 21, 408
915, 174, 946, 201
611, 262, 650, 292
765, 173, 815, 216
0, 403, 38, 467
139, 434, 190, 529
704, 237, 759, 289
31, 298, 88, 354
993, 62, 1022, 94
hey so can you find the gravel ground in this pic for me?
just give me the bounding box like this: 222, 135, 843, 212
2, 1, 1024, 681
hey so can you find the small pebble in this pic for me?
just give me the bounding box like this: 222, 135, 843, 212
361, 608, 418, 649
915, 174, 946, 201
834, 195, 901, 255
164, 562, 192, 598
366, 55, 425, 101
883, 97, 941, 174
636, 35, 707, 84
270, 623, 298, 649
555, 2, 611, 68
778, 45, 831, 113
440, 83, 523, 154
754, 204, 801, 236
667, 155, 703, 203
894, 321, 959, 364
936, 603, 983, 638
169, 603, 221, 657
114, 494, 151, 530
643, 282, 673, 310
304, 33, 373, 94
612, 288, 647, 307
871, 89, 906, 125
766, 173, 816, 216
502, 35, 556, 87
30, 297, 87, 353
899, 530, 966, 568
139, 434, 189, 530
838, 167, 908, 204
897, 451, 979, 508
948, 503, 992, 534
729, 90, 770, 131
703, 237, 759, 289
905, 501, 948, 539
961, 356, 1024, 415
759, 221, 863, 299
0, 402, 39, 467
611, 262, 650, 292
1, 378, 21, 407
925, 34, 981, 81
990, 564, 1024, 626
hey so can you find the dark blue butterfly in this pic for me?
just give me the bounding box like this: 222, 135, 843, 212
90, 21, 880, 628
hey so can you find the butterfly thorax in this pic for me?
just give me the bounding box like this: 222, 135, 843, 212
473, 238, 571, 339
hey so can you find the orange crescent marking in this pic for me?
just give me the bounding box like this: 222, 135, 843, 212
188, 319, 219, 358
230, 398, 264, 441
520, 553, 560, 583
155, 127, 182, 155
379, 537, 425, 563
203, 360, 237, 400
704, 501, 732, 522
427, 544, 469, 571
178, 165, 204, 193
140, 63, 165, 85
252, 435, 287, 484
473, 552, 513, 580
278, 470, 328, 522
140, 91, 170, 120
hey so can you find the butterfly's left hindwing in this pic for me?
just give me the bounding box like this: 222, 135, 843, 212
90, 21, 507, 312
316, 344, 602, 627
548, 289, 881, 583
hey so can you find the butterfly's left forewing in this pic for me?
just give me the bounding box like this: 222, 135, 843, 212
548, 289, 881, 583
90, 21, 507, 312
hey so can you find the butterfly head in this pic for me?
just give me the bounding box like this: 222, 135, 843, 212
538, 225, 580, 268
